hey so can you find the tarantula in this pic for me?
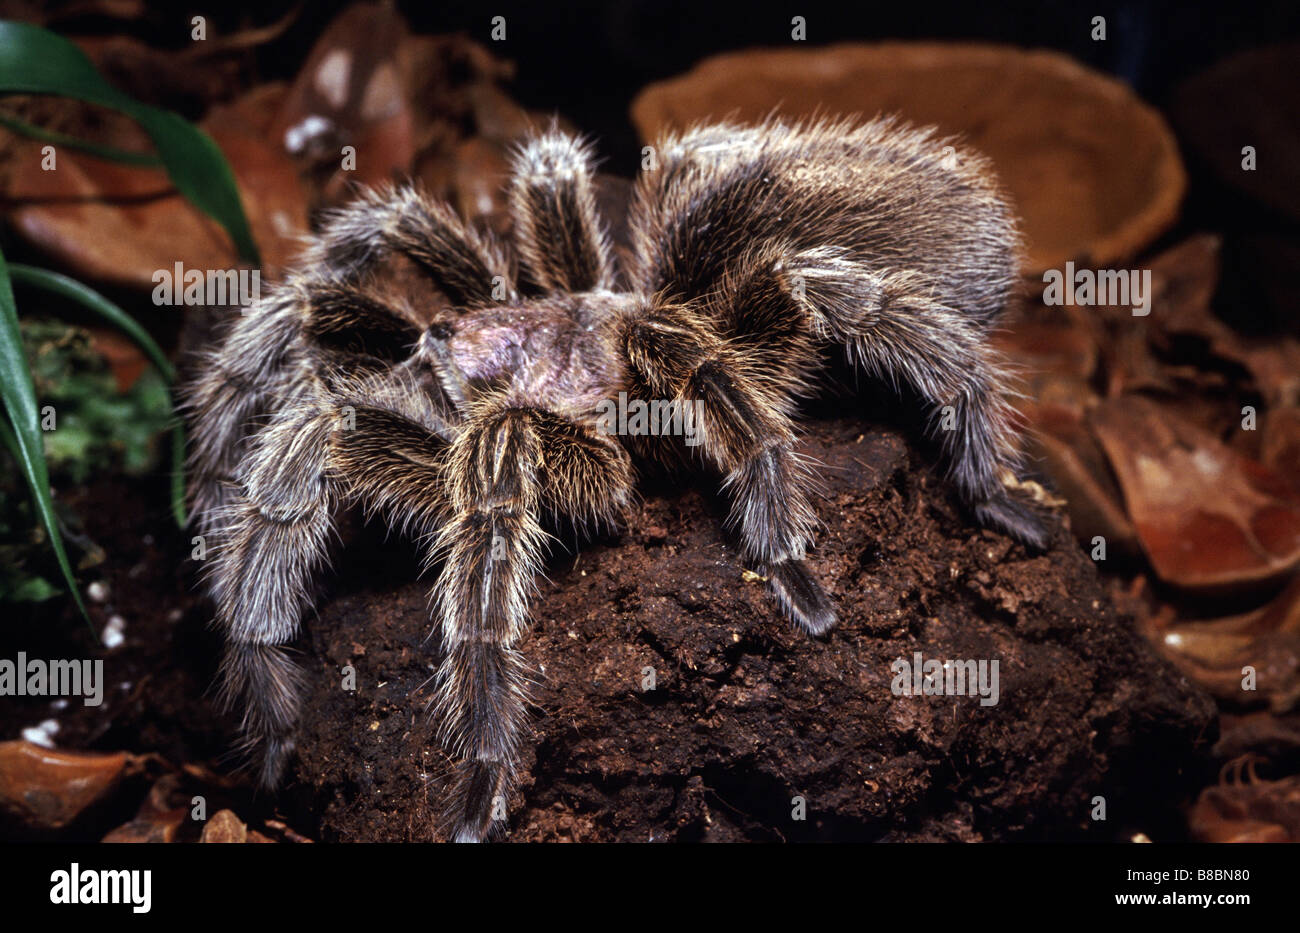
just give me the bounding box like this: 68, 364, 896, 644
184, 116, 1047, 841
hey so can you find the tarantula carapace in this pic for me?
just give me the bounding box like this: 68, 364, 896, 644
185, 116, 1047, 841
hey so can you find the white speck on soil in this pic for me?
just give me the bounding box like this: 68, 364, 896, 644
21, 718, 60, 748
102, 614, 126, 649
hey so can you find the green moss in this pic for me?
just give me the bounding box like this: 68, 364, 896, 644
0, 317, 170, 602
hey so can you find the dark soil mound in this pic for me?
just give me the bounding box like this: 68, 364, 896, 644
282, 412, 1216, 842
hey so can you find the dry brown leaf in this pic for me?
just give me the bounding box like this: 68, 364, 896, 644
1091, 396, 1300, 593
0, 741, 131, 831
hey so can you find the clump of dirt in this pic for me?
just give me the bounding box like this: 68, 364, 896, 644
0, 382, 1217, 844
282, 405, 1217, 842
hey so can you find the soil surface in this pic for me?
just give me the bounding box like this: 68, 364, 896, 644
0, 387, 1218, 844
283, 399, 1217, 842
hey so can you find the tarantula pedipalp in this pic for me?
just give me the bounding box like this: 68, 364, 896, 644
184, 116, 1048, 841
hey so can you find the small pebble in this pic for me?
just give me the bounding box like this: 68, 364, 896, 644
87, 581, 109, 603
102, 614, 126, 649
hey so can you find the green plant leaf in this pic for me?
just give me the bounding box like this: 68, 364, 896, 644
0, 110, 163, 166
0, 246, 90, 626
9, 265, 176, 380
0, 20, 260, 265
9, 264, 188, 527
5, 574, 61, 602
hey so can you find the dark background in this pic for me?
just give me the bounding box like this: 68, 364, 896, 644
415, 0, 1300, 173
21, 0, 1297, 332
27, 0, 1300, 169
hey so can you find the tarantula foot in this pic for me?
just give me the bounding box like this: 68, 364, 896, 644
218, 643, 303, 790
973, 493, 1050, 552
445, 760, 507, 843
252, 734, 296, 789
766, 558, 837, 637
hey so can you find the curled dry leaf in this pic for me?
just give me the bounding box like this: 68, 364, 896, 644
993, 317, 1098, 389
0, 740, 130, 831
1159, 574, 1300, 713
1, 112, 231, 289
631, 42, 1186, 275
1189, 757, 1300, 843
1025, 403, 1141, 559
2, 95, 308, 287
466, 83, 536, 144
201, 101, 311, 276
1214, 710, 1300, 762
992, 313, 1138, 553
1090, 396, 1300, 593
271, 1, 415, 195
1262, 409, 1300, 494
100, 763, 308, 842
1149, 235, 1220, 329
448, 136, 511, 228
398, 33, 516, 151
87, 326, 147, 393
73, 34, 243, 115
100, 772, 188, 843
1152, 235, 1300, 409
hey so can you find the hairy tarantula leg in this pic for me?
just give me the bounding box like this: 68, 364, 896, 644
418, 322, 473, 415
182, 291, 307, 538
789, 252, 1048, 550
211, 393, 450, 786
210, 403, 340, 785
299, 279, 424, 362
188, 182, 509, 532
333, 402, 454, 537
624, 307, 834, 635
185, 270, 431, 534
432, 404, 632, 841
432, 409, 544, 842
508, 129, 615, 293
308, 185, 516, 307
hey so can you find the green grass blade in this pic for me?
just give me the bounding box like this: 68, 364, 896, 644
9, 264, 176, 381
0, 20, 260, 264
0, 110, 163, 166
171, 422, 188, 528
0, 248, 90, 626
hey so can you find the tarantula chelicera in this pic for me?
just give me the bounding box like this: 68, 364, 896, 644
185, 116, 1047, 841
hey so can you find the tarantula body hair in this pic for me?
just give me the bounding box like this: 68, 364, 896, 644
631, 116, 1020, 325
185, 115, 1049, 841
